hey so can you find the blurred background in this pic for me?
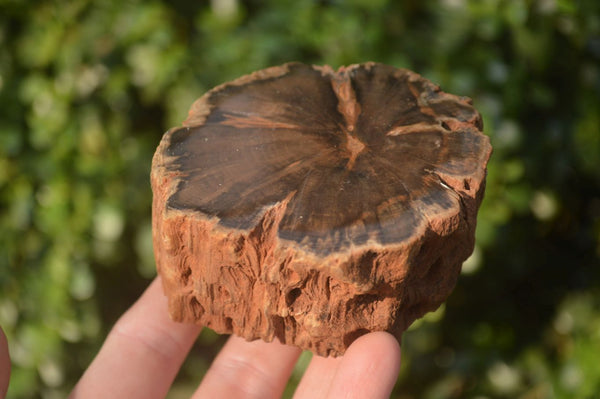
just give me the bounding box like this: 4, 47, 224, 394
1, 0, 599, 397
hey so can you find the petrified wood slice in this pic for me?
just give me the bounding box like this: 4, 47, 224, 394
151, 62, 492, 356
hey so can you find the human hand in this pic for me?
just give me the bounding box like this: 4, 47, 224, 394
0, 327, 9, 399
1, 277, 401, 398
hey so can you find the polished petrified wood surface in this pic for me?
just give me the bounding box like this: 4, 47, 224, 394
152, 62, 492, 356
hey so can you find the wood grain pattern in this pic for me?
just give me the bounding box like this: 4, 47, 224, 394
152, 62, 492, 356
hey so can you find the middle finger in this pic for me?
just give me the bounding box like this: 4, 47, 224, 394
192, 335, 301, 399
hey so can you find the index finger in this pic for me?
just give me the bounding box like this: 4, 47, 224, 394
69, 277, 202, 399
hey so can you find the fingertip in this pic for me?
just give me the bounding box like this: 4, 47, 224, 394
349, 331, 401, 370
325, 332, 401, 399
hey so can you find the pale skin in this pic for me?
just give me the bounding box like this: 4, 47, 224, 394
0, 277, 401, 398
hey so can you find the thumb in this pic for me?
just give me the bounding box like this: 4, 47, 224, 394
0, 327, 10, 399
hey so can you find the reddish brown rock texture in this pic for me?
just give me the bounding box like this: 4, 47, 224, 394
151, 62, 492, 357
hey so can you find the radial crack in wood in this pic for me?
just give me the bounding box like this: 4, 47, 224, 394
151, 62, 492, 356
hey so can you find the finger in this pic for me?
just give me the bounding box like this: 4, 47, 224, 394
325, 332, 401, 399
69, 277, 202, 399
193, 335, 301, 399
0, 327, 10, 399
292, 353, 342, 399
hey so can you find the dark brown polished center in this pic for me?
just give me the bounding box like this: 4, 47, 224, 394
164, 63, 489, 254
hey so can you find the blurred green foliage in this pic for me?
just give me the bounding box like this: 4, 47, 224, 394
1, 0, 599, 397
